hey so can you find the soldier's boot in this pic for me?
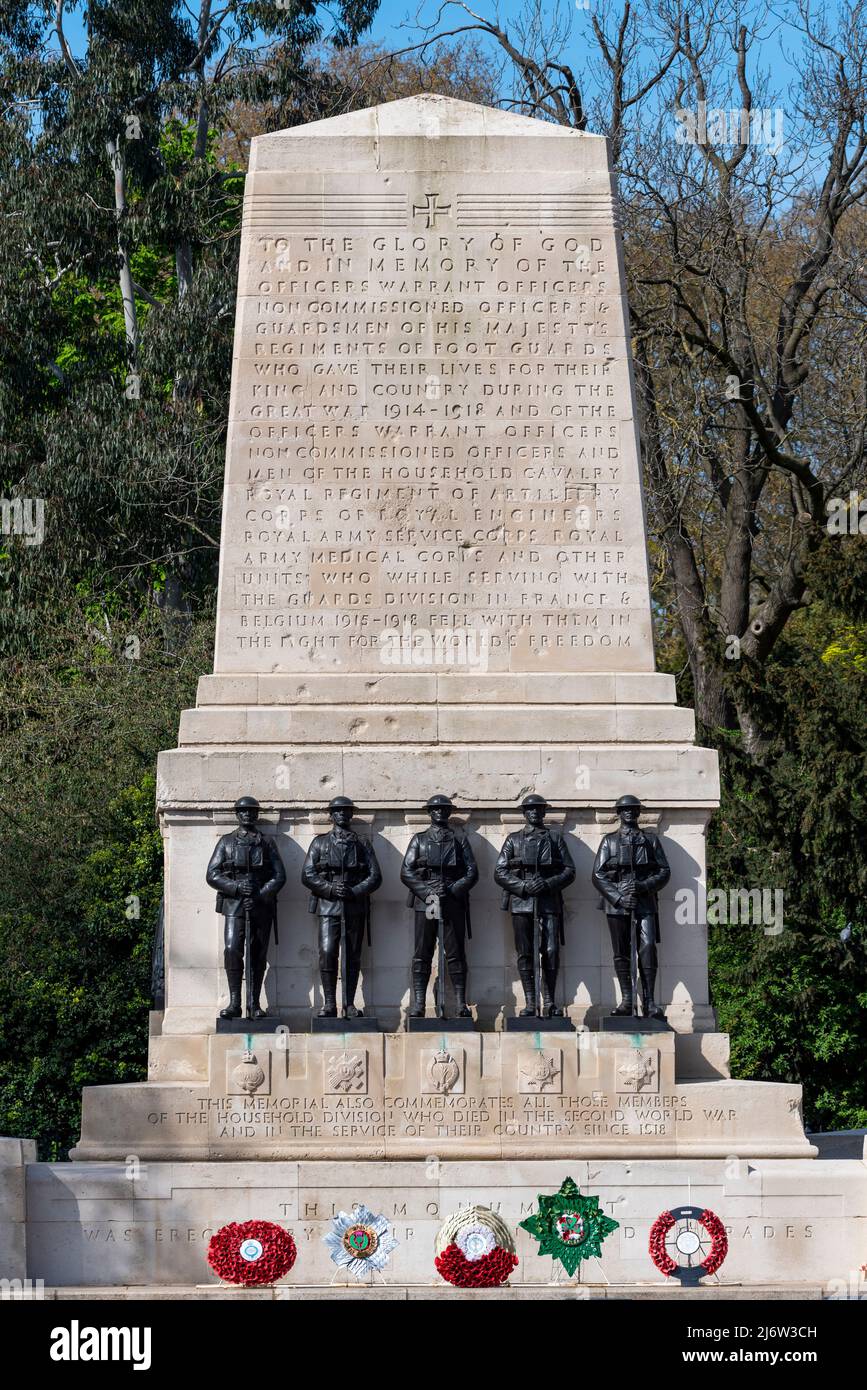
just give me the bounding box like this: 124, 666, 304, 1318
409, 965, 430, 1018
249, 962, 270, 1020
220, 968, 242, 1020
318, 970, 338, 1018
344, 960, 363, 1019
451, 969, 471, 1018
518, 965, 537, 1016
638, 952, 665, 1021
541, 965, 563, 1018
611, 958, 634, 1016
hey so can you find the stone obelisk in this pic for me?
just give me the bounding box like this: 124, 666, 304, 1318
156, 95, 718, 1035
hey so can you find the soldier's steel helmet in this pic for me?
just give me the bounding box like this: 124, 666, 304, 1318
328, 796, 355, 812
425, 794, 455, 811
521, 794, 549, 810
614, 794, 642, 811
234, 795, 261, 812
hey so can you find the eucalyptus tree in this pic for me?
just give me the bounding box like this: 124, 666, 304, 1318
0, 0, 377, 652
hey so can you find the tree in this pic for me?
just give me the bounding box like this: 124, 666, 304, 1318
0, 605, 212, 1158
0, 1, 380, 654
215, 37, 502, 167
393, 0, 867, 756
706, 535, 867, 1129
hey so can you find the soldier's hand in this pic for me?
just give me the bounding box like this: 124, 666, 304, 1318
237, 876, 254, 897
429, 879, 445, 897
334, 883, 352, 900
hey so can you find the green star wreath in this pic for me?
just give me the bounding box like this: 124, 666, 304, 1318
519, 1177, 619, 1276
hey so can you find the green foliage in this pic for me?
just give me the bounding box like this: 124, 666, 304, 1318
0, 608, 212, 1158
705, 549, 867, 1130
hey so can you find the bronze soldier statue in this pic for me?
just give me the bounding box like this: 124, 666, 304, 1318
494, 795, 576, 1018
302, 796, 382, 1019
207, 796, 286, 1020
401, 794, 478, 1019
592, 794, 671, 1020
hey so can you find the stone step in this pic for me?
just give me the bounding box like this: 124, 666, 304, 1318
177, 703, 696, 746
34, 1283, 826, 1300
157, 742, 719, 806
196, 673, 678, 706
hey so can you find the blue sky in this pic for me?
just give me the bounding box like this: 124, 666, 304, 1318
54, 0, 818, 115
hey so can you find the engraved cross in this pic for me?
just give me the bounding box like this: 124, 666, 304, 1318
413, 192, 451, 227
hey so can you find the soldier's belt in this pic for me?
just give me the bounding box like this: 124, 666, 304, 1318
507, 859, 561, 875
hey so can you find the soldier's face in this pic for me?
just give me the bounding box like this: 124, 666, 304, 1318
331, 808, 353, 829
430, 805, 451, 827
619, 805, 640, 827
236, 807, 259, 830
524, 805, 546, 827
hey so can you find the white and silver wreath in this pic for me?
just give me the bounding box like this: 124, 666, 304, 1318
324, 1202, 399, 1280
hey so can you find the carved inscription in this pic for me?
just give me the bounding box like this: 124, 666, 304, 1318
142, 1089, 709, 1144
215, 172, 656, 672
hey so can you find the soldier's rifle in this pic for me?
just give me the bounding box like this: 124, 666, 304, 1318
424, 886, 446, 1020
338, 841, 348, 1020
531, 841, 543, 1020
243, 896, 253, 1021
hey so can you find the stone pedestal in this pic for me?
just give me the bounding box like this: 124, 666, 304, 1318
23, 1155, 867, 1290
0, 1137, 35, 1285
71, 1029, 812, 1163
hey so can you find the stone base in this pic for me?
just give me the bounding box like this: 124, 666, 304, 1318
406, 1017, 476, 1032
599, 1016, 672, 1033
34, 1283, 828, 1301
311, 1016, 381, 1033
215, 1017, 285, 1034
73, 1030, 815, 1162
505, 1016, 575, 1032
23, 1157, 867, 1289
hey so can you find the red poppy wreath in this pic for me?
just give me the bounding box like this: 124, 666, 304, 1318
648, 1206, 728, 1284
207, 1220, 297, 1286
435, 1242, 519, 1288
434, 1205, 519, 1288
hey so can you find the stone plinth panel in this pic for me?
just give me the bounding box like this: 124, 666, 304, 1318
71, 1030, 814, 1163
25, 1156, 867, 1288
0, 1136, 36, 1283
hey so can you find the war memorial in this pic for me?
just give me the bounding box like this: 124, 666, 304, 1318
4, 94, 865, 1298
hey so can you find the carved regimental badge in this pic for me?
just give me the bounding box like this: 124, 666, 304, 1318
227, 1049, 270, 1096
324, 1050, 368, 1095
615, 1048, 659, 1093
519, 1050, 562, 1094
422, 1048, 463, 1095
